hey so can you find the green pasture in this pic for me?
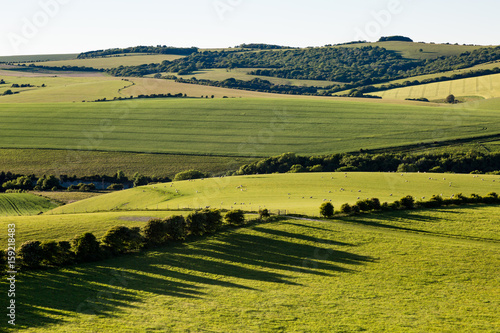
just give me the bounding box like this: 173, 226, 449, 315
0, 193, 58, 216
2, 206, 498, 332
50, 172, 500, 216
1, 98, 499, 157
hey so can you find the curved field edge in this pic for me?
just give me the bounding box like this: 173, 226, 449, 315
50, 172, 500, 216
0, 193, 58, 216
2, 212, 498, 332
1, 98, 500, 156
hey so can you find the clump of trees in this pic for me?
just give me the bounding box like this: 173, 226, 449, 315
78, 46, 199, 59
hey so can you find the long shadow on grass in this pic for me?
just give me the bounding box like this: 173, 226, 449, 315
8, 221, 373, 331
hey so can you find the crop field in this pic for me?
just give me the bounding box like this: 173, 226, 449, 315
27, 54, 186, 69
1, 98, 499, 157
0, 210, 189, 244
0, 148, 257, 178
0, 193, 58, 216
50, 172, 500, 216
1, 206, 498, 332
0, 74, 287, 103
374, 73, 500, 100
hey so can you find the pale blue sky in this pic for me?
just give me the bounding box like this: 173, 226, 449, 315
1, 0, 499, 56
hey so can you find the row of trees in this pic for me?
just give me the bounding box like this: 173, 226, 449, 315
234, 152, 500, 176
175, 77, 319, 95
1, 209, 258, 271
320, 192, 500, 218
0, 171, 171, 193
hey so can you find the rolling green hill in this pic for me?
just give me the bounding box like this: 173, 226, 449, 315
0, 193, 58, 216
50, 173, 500, 216
2, 206, 498, 332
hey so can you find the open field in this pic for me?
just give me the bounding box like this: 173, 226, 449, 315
0, 210, 188, 244
1, 98, 499, 157
0, 193, 58, 216
157, 68, 339, 87
0, 73, 291, 103
2, 206, 498, 332
50, 173, 500, 216
26, 54, 186, 69
0, 148, 256, 178
374, 73, 500, 100
0, 53, 78, 62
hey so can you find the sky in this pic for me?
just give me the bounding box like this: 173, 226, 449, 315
0, 0, 499, 56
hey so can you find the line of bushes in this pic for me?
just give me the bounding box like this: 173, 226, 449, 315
319, 192, 500, 218
1, 209, 273, 272
234, 152, 500, 176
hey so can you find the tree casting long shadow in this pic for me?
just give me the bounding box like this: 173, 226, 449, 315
5, 221, 374, 331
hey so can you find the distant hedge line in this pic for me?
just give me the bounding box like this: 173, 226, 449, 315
319, 192, 500, 218
1, 209, 272, 272
234, 152, 500, 176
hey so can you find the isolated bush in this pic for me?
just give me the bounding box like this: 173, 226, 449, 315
79, 183, 96, 192
36, 175, 60, 191
445, 94, 455, 104
107, 183, 124, 191
308, 165, 323, 172
259, 208, 270, 219
72, 233, 101, 262
288, 164, 306, 173
319, 202, 334, 218
174, 170, 206, 181
19, 241, 44, 269
201, 209, 223, 234
40, 241, 60, 266
102, 226, 144, 254
224, 210, 245, 225
340, 203, 352, 214
186, 211, 208, 236
0, 249, 6, 270
399, 195, 415, 209
370, 198, 381, 210
142, 219, 167, 246
56, 241, 73, 265
164, 215, 187, 241
132, 173, 149, 187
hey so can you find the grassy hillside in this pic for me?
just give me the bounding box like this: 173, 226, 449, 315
374, 73, 500, 100
2, 207, 498, 332
0, 193, 58, 216
0, 211, 187, 244
1, 98, 499, 157
27, 54, 186, 69
50, 173, 500, 216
